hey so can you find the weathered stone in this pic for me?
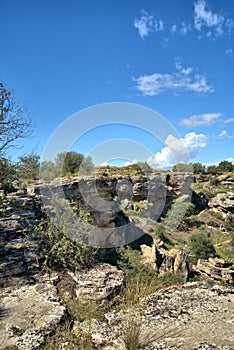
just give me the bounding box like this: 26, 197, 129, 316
67, 263, 125, 304
0, 281, 66, 350
209, 257, 233, 268
141, 244, 157, 269
73, 282, 234, 350
140, 245, 189, 281
193, 259, 234, 284
209, 192, 234, 214
156, 248, 189, 281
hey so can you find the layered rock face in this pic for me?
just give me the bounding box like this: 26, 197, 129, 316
193, 257, 234, 284
140, 245, 189, 281
209, 192, 234, 215
0, 185, 43, 287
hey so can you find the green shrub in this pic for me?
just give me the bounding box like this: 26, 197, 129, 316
188, 228, 215, 264
32, 197, 97, 270
165, 201, 197, 232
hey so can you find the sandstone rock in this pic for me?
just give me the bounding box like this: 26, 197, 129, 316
209, 257, 233, 268
0, 281, 66, 349
67, 263, 125, 304
140, 245, 189, 281
193, 259, 234, 284
141, 244, 157, 269
156, 248, 189, 281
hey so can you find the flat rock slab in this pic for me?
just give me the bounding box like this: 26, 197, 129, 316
83, 282, 234, 350
0, 281, 65, 349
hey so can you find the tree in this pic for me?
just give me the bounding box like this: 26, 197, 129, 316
193, 162, 206, 174
172, 163, 193, 172
79, 156, 94, 175
17, 153, 40, 180
0, 82, 33, 157
0, 158, 16, 190
55, 151, 84, 176
207, 165, 217, 175
216, 160, 233, 173
40, 160, 59, 180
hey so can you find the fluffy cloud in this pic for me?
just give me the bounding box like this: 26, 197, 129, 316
133, 10, 164, 39
133, 60, 213, 96
218, 130, 234, 139
193, 0, 234, 38
226, 157, 234, 164
171, 22, 191, 35
147, 132, 207, 168
124, 159, 138, 167
180, 112, 221, 127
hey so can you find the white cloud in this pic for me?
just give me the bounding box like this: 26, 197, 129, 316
219, 130, 228, 138
100, 161, 109, 166
171, 24, 177, 34
225, 49, 233, 59
133, 60, 213, 96
170, 22, 191, 35
147, 132, 207, 168
219, 130, 234, 139
224, 117, 234, 124
124, 159, 138, 167
180, 112, 222, 127
226, 157, 234, 164
226, 18, 234, 34
193, 0, 226, 38
180, 22, 191, 35
133, 10, 164, 39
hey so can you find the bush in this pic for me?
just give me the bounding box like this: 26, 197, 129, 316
165, 201, 197, 232
117, 246, 155, 286
32, 197, 97, 270
188, 228, 215, 264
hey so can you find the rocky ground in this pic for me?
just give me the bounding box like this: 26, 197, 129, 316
0, 173, 234, 349
1, 276, 233, 349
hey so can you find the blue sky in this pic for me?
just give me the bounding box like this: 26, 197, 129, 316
1, 0, 234, 168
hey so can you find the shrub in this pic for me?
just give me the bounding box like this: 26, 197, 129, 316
32, 197, 97, 270
165, 201, 197, 232
188, 228, 215, 264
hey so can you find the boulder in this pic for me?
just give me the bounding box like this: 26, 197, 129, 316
0, 281, 65, 349
209, 192, 234, 214
140, 245, 189, 281
67, 263, 125, 304
193, 258, 234, 284
156, 248, 189, 281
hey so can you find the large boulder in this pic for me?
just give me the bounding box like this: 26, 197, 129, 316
0, 281, 65, 350
67, 263, 125, 304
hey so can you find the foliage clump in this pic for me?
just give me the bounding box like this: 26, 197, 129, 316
188, 228, 215, 264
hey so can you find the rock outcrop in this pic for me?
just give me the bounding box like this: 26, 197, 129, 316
209, 192, 234, 215
193, 257, 234, 285
0, 279, 66, 349
140, 245, 189, 281
0, 187, 43, 288
67, 263, 125, 304
73, 282, 234, 350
